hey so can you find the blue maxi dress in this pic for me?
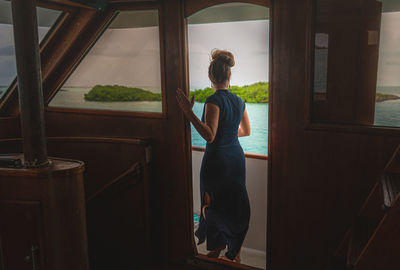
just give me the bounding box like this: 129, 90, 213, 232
195, 89, 250, 260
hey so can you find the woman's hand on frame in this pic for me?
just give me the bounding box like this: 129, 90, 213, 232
176, 88, 195, 114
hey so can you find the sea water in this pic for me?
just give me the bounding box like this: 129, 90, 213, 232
33, 86, 400, 156
191, 102, 269, 155
49, 87, 162, 113
375, 86, 400, 127
192, 86, 400, 155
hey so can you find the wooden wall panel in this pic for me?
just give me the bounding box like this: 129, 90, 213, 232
16, 0, 195, 263
0, 137, 152, 269
6, 0, 400, 269
268, 0, 400, 269
0, 117, 20, 139
0, 137, 148, 195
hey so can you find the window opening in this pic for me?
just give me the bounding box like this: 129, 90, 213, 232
49, 9, 164, 114
312, 0, 400, 128
375, 2, 400, 127
0, 2, 61, 101
187, 3, 269, 269
188, 3, 269, 156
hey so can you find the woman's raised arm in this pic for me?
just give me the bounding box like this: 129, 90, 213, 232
176, 88, 219, 143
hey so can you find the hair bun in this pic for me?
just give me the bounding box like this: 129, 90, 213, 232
211, 49, 235, 67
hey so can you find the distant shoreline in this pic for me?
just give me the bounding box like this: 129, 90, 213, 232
53, 85, 400, 104
190, 82, 269, 103
376, 93, 400, 103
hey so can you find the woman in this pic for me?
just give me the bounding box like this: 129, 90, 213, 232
176, 49, 251, 263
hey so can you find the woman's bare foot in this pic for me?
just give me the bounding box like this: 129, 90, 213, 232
235, 251, 241, 263
206, 246, 225, 258
220, 251, 241, 263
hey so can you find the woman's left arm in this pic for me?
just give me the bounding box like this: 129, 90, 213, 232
176, 88, 219, 143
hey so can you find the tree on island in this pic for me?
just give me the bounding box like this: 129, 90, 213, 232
82, 83, 399, 104
84, 85, 161, 102
190, 82, 269, 103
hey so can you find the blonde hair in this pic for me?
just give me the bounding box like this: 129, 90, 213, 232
208, 49, 235, 85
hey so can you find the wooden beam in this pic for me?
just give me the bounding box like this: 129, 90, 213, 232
11, 0, 49, 167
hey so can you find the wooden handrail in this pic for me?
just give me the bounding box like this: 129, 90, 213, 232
86, 162, 142, 202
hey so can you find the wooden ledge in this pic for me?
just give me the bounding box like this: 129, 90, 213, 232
188, 254, 263, 270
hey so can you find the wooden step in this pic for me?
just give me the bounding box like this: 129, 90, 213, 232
353, 200, 400, 270
357, 181, 384, 221
331, 145, 400, 270
346, 217, 380, 268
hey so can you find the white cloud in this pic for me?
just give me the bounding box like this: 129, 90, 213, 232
65, 27, 161, 89
188, 20, 269, 89
377, 12, 400, 86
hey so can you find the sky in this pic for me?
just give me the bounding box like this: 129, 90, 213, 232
63, 20, 269, 90
0, 24, 48, 87
0, 20, 269, 91
63, 27, 162, 90
0, 3, 60, 89
188, 20, 269, 89
2, 12, 400, 89
377, 12, 400, 86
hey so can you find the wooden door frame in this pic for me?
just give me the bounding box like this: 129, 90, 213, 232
182, 1, 273, 269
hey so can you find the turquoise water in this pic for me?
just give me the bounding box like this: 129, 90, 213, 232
191, 102, 269, 155
3, 85, 400, 153
191, 87, 400, 155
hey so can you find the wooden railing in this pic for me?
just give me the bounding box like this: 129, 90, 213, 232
86, 162, 142, 202
330, 145, 400, 270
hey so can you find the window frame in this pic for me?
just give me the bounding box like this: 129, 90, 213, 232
45, 3, 168, 119
306, 0, 400, 136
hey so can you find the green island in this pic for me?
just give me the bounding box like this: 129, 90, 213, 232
190, 82, 269, 103
84, 85, 161, 102
82, 84, 399, 104
376, 93, 400, 103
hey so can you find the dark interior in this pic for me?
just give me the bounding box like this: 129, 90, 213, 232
1, 0, 400, 270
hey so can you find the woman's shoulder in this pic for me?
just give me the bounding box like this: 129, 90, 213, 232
205, 92, 223, 108
205, 92, 219, 102
229, 91, 244, 103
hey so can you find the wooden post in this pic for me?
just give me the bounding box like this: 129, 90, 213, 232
11, 0, 49, 167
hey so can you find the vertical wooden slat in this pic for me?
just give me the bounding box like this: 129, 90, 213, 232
0, 237, 4, 270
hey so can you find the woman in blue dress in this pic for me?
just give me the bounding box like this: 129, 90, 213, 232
176, 49, 251, 263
